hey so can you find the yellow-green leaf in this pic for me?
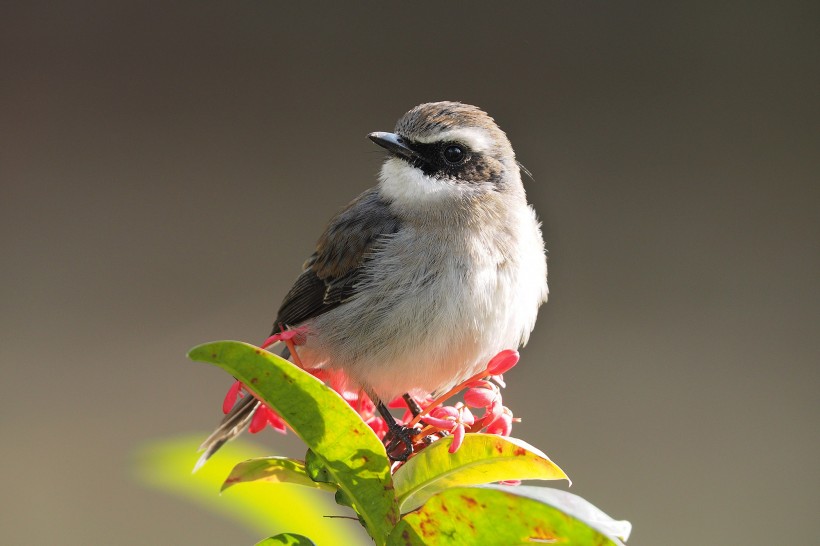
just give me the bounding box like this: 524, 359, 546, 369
392, 433, 569, 512
222, 456, 337, 493
387, 486, 629, 546
188, 341, 398, 544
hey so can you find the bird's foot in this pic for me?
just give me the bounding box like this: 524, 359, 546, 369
383, 423, 421, 462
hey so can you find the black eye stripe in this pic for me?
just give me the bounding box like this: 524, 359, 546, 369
400, 139, 503, 183
405, 141, 469, 161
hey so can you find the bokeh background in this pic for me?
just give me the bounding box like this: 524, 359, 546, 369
2, 2, 818, 544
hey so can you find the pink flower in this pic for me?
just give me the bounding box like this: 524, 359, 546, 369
423, 405, 458, 428
218, 342, 526, 461
424, 404, 475, 453
221, 381, 287, 435
248, 403, 287, 434
485, 407, 514, 436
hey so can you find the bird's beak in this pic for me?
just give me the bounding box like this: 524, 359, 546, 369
368, 132, 425, 163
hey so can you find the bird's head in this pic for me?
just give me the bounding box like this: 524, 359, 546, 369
369, 102, 524, 214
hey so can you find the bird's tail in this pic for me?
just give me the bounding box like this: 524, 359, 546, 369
193, 342, 289, 472
194, 394, 259, 472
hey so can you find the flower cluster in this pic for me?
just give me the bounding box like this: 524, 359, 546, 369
222, 380, 287, 433
220, 334, 521, 461
401, 349, 520, 454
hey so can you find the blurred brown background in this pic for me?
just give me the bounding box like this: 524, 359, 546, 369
1, 2, 818, 544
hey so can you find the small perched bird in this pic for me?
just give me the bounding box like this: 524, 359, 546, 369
198, 101, 548, 466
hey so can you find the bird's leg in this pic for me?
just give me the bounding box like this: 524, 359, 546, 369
402, 393, 423, 417
377, 401, 420, 462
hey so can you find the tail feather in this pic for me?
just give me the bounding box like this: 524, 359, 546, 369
194, 394, 259, 472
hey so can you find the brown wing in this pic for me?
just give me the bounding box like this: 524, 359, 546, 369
272, 187, 400, 331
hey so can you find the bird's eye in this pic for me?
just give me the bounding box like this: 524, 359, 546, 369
442, 144, 465, 164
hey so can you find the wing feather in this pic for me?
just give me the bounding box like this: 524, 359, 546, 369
272, 187, 399, 330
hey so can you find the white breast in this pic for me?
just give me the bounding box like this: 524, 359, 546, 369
297, 196, 548, 401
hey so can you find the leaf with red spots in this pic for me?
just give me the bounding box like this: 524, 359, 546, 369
188, 340, 398, 545
387, 485, 630, 546
392, 433, 569, 513
221, 456, 337, 493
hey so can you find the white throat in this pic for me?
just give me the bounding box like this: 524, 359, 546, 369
377, 158, 465, 208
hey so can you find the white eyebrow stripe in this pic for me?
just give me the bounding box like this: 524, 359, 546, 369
414, 128, 493, 152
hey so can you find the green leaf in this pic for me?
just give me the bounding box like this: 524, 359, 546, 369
387, 486, 630, 546
256, 533, 317, 545
305, 449, 333, 485
392, 433, 569, 512
222, 456, 337, 493
188, 341, 398, 544
134, 436, 365, 546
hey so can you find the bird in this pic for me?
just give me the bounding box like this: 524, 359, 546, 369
197, 101, 548, 468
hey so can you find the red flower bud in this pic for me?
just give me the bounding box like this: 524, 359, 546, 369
464, 386, 497, 408
485, 350, 519, 376
268, 412, 287, 434
222, 380, 243, 414
248, 404, 270, 433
